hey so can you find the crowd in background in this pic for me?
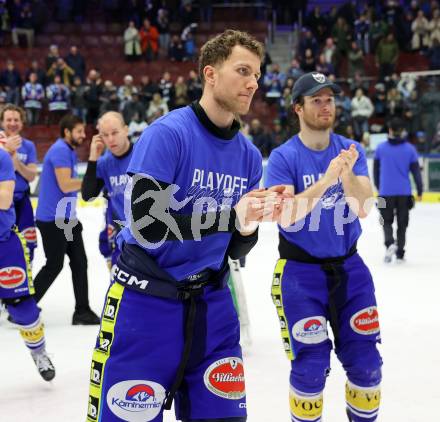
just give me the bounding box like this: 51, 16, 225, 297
1, 0, 440, 156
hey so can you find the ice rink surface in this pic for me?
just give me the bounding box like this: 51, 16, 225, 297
1, 203, 439, 422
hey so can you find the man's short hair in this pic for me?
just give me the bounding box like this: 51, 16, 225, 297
60, 114, 84, 138
389, 117, 406, 135
198, 29, 264, 85
0, 104, 26, 124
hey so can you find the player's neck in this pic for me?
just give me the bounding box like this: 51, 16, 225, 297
298, 126, 331, 151
199, 95, 235, 129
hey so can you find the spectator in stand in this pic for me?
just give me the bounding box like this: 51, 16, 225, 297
45, 44, 60, 71
158, 71, 174, 108
84, 69, 103, 124
46, 75, 70, 124
139, 18, 159, 61
369, 16, 388, 53
123, 20, 142, 62
348, 41, 364, 77
46, 58, 75, 86
396, 10, 415, 52
384, 71, 400, 90
429, 9, 440, 46
186, 69, 202, 102
331, 17, 351, 64
0, 1, 9, 45
316, 53, 335, 76
334, 104, 352, 136
139, 75, 158, 109
25, 60, 46, 86
128, 111, 148, 143
0, 60, 22, 105
412, 10, 430, 51
351, 87, 374, 142
181, 1, 197, 28
403, 89, 421, 140
427, 38, 440, 69
386, 87, 404, 118
278, 86, 292, 126
174, 75, 189, 108
11, 1, 34, 48
299, 29, 319, 58
286, 58, 304, 80
376, 32, 399, 81
156, 8, 170, 58
65, 46, 86, 82
354, 11, 370, 54
169, 34, 185, 62
70, 75, 87, 121
117, 75, 138, 111
372, 82, 387, 118
249, 118, 272, 157
263, 63, 286, 96
183, 31, 197, 61
100, 80, 120, 114
21, 72, 44, 125
322, 37, 337, 69
397, 74, 416, 99
122, 92, 144, 124
146, 92, 168, 123
300, 48, 317, 73
335, 89, 352, 120
272, 119, 288, 148
306, 6, 328, 44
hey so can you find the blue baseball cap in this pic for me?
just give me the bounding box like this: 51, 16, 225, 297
292, 72, 341, 104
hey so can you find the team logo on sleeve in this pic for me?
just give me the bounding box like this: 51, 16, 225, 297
292, 316, 328, 344
350, 307, 380, 335
0, 266, 26, 289
107, 380, 165, 421
203, 357, 246, 400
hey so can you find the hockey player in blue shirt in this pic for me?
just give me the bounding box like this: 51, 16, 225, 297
1, 105, 38, 261
265, 72, 383, 422
82, 111, 133, 267
87, 30, 285, 422
373, 117, 423, 263
0, 141, 55, 382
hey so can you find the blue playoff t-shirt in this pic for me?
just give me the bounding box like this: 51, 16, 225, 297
0, 148, 16, 240
118, 106, 262, 280
36, 139, 78, 222
14, 138, 37, 200
265, 133, 369, 258
97, 147, 133, 222
375, 140, 419, 196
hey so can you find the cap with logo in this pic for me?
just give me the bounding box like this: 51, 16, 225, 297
291, 72, 341, 104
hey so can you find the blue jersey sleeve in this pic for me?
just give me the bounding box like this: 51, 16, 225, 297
353, 143, 369, 177
51, 146, 72, 168
409, 144, 419, 163
374, 144, 381, 160
0, 150, 15, 181
248, 152, 263, 192
27, 141, 37, 164
265, 148, 295, 188
128, 123, 180, 184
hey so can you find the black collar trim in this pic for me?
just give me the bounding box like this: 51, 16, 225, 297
190, 101, 240, 140
116, 142, 133, 159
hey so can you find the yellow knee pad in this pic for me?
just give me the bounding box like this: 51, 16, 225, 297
289, 387, 323, 421
346, 381, 381, 419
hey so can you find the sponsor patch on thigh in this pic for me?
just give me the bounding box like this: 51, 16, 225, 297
350, 307, 380, 335
203, 357, 246, 400
107, 380, 166, 421
292, 316, 328, 344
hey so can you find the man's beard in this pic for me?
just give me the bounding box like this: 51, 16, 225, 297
303, 114, 334, 131
71, 138, 82, 148
213, 91, 248, 117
